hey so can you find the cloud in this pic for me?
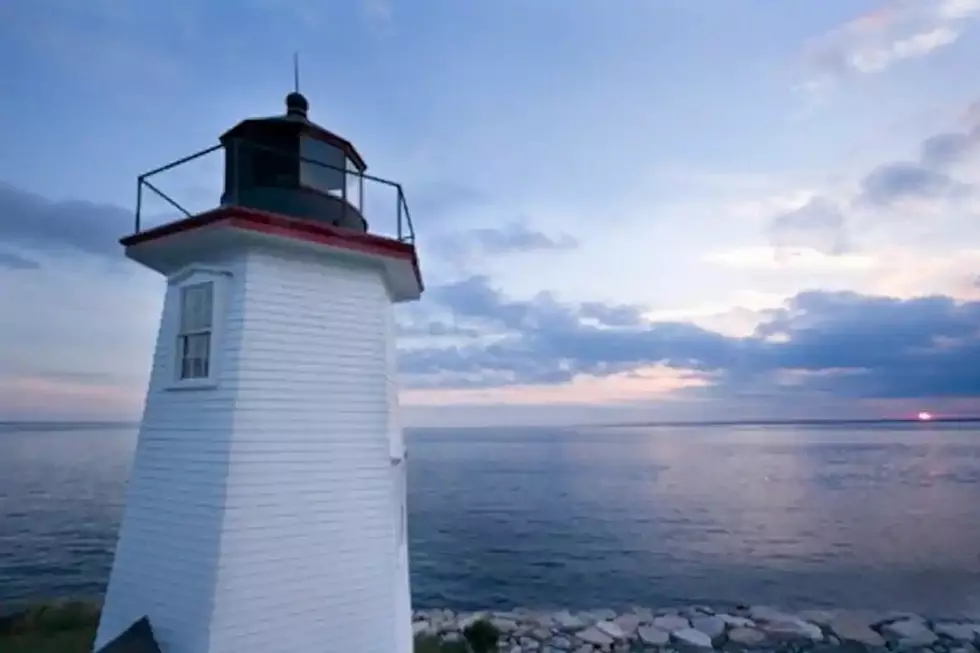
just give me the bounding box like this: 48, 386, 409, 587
802, 0, 980, 94
0, 182, 131, 261
857, 109, 980, 206
859, 162, 965, 206
431, 222, 579, 265
768, 197, 849, 255
748, 290, 980, 399
0, 249, 40, 270
466, 223, 578, 255
704, 246, 878, 273
400, 276, 980, 401
766, 100, 980, 251
921, 125, 980, 167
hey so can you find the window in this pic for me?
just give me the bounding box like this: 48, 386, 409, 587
177, 282, 214, 380
299, 135, 346, 195
251, 132, 300, 188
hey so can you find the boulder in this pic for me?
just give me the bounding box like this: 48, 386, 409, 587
576, 626, 614, 647
531, 628, 553, 641
934, 622, 980, 642
950, 645, 979, 653
637, 626, 670, 646
492, 618, 520, 634
691, 616, 727, 641
595, 620, 626, 640
671, 627, 715, 649
653, 615, 692, 632
613, 612, 641, 635
727, 627, 768, 647
748, 606, 822, 642
553, 611, 587, 630
718, 614, 755, 629
761, 617, 823, 642
877, 612, 926, 626
828, 613, 885, 647
880, 619, 938, 647
534, 613, 558, 629
798, 609, 838, 626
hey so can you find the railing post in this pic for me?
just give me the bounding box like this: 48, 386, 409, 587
358, 172, 364, 213
341, 162, 348, 228
397, 187, 403, 241
231, 140, 239, 206
135, 179, 143, 233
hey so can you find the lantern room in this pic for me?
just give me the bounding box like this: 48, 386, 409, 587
218, 91, 370, 233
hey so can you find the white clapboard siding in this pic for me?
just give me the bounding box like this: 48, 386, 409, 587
95, 244, 406, 653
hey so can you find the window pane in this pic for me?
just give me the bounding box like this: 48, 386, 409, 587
180, 282, 213, 332
179, 332, 212, 380
189, 332, 211, 359
180, 288, 196, 331
299, 136, 346, 194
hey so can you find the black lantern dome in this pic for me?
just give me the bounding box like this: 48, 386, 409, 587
285, 91, 309, 117
218, 93, 369, 233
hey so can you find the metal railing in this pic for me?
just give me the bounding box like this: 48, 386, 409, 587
133, 140, 416, 244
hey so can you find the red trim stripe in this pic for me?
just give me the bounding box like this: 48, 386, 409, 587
121, 207, 423, 290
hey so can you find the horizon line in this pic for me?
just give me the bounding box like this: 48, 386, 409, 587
2, 416, 979, 430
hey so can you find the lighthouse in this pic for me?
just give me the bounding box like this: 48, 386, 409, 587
93, 92, 421, 653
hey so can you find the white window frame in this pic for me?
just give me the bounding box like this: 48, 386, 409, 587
177, 282, 214, 380
166, 267, 229, 391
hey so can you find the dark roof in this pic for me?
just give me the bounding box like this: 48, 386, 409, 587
219, 94, 367, 172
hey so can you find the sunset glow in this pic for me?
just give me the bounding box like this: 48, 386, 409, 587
917, 411, 933, 422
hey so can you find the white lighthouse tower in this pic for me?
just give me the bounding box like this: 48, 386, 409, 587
93, 91, 421, 653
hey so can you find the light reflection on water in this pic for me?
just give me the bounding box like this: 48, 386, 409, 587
1, 422, 979, 615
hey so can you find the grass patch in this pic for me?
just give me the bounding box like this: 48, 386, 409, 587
1, 628, 98, 653
0, 599, 100, 653
462, 618, 501, 653
0, 601, 482, 653
416, 617, 501, 653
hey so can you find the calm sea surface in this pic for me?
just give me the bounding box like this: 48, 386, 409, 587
1, 422, 979, 615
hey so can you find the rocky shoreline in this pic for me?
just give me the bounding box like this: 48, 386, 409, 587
414, 605, 980, 653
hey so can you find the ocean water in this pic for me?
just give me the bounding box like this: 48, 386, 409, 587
1, 422, 980, 615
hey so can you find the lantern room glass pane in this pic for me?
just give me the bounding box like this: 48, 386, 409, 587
346, 156, 361, 209
299, 136, 346, 195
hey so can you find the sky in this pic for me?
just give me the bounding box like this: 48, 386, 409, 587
1, 0, 980, 426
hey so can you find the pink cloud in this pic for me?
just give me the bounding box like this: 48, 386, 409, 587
0, 376, 142, 421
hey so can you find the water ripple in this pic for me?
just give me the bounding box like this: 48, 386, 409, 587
1, 423, 979, 614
